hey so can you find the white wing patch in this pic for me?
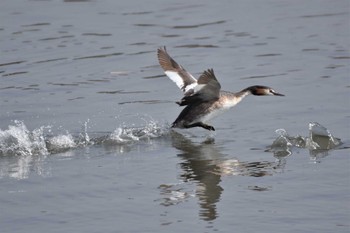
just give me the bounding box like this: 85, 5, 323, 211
165, 71, 197, 92
164, 71, 184, 89
192, 84, 205, 93
184, 83, 198, 93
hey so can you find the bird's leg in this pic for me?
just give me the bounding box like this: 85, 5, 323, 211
185, 122, 215, 131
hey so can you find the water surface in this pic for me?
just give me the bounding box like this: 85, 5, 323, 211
1, 0, 349, 232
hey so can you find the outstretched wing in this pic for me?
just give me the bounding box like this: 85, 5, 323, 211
157, 47, 197, 93
177, 69, 221, 106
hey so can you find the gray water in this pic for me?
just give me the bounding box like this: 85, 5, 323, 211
1, 0, 349, 232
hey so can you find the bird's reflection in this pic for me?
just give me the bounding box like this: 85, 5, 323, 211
167, 131, 283, 221
173, 136, 223, 221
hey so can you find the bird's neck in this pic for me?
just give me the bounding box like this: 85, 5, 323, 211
220, 90, 251, 108
235, 88, 252, 99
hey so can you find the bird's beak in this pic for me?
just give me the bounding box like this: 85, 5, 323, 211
271, 90, 285, 96
273, 92, 285, 96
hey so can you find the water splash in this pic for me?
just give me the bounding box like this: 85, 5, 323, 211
0, 119, 169, 157
46, 134, 77, 153
81, 119, 90, 144
0, 121, 48, 156
268, 122, 342, 158
0, 119, 169, 179
308, 122, 341, 150
108, 121, 169, 144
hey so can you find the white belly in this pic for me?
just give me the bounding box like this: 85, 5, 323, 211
197, 100, 237, 123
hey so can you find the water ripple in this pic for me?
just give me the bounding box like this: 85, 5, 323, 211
118, 100, 172, 105
97, 90, 149, 94
73, 52, 123, 60
171, 20, 226, 29
0, 61, 26, 67
2, 71, 28, 77
240, 73, 287, 80
301, 12, 348, 18
21, 22, 50, 27
39, 35, 75, 41
81, 33, 112, 36
256, 53, 282, 57
175, 44, 218, 48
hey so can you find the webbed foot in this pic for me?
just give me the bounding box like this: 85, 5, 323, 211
185, 122, 215, 131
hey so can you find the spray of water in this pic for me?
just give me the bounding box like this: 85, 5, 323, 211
268, 122, 342, 158
0, 118, 170, 157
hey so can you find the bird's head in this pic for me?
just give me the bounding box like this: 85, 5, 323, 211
249, 85, 285, 96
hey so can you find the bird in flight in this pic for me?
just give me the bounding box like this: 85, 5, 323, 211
157, 47, 284, 131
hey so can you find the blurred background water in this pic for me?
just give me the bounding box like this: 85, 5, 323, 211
0, 0, 349, 232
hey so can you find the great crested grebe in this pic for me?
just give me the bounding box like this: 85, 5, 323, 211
157, 47, 284, 131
